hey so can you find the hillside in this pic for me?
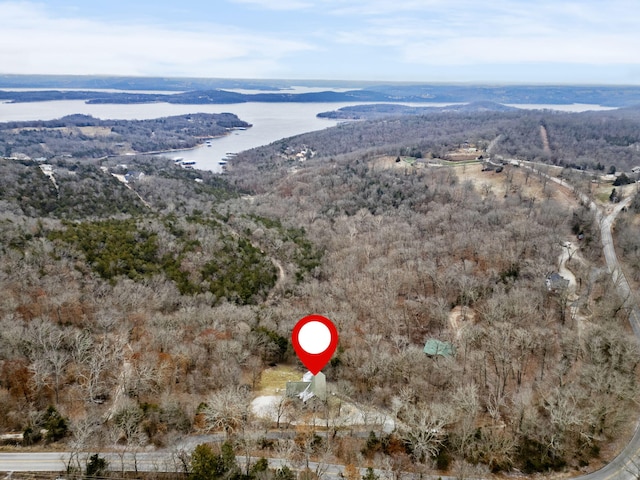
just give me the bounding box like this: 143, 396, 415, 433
0, 113, 250, 160
0, 110, 638, 477
317, 102, 519, 119
228, 107, 640, 191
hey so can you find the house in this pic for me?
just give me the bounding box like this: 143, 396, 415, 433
545, 272, 569, 292
124, 171, 145, 182
286, 371, 327, 401
423, 339, 455, 358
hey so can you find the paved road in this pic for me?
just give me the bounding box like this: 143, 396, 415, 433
519, 163, 640, 480
577, 196, 640, 480
3, 165, 640, 479
0, 451, 186, 473
0, 451, 463, 480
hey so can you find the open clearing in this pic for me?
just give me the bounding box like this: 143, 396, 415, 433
9, 126, 113, 137
453, 162, 580, 208
591, 180, 637, 208
369, 156, 582, 209
251, 365, 395, 433
257, 365, 303, 395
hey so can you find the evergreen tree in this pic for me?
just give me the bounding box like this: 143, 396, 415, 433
190, 444, 218, 480
86, 454, 108, 478
362, 467, 380, 480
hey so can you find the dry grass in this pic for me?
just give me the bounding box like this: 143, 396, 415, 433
77, 126, 113, 137
257, 365, 303, 394
8, 126, 113, 137
591, 181, 638, 207
445, 148, 481, 161
368, 156, 583, 208
453, 163, 580, 208
369, 155, 422, 171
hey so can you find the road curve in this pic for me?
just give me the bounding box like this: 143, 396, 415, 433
578, 196, 640, 480
523, 163, 640, 480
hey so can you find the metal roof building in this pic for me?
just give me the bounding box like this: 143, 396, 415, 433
423, 339, 455, 358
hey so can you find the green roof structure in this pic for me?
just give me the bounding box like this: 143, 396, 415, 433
423, 339, 455, 358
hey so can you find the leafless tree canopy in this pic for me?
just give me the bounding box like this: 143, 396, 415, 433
0, 108, 638, 475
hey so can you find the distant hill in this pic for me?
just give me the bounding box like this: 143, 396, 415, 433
233, 104, 640, 178
0, 88, 405, 105
3, 78, 640, 106
0, 74, 293, 91
0, 113, 251, 159
0, 74, 376, 92
317, 101, 519, 119
364, 84, 640, 107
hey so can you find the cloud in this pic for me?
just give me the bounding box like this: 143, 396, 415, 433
0, 1, 313, 76
400, 33, 640, 66
1, 0, 639, 82
326, 0, 454, 16
228, 0, 313, 10
326, 0, 640, 67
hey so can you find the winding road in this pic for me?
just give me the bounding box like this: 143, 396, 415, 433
518, 163, 640, 480
3, 165, 640, 479
579, 196, 640, 480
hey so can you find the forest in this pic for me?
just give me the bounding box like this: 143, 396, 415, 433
230, 105, 640, 190
316, 102, 519, 119
0, 113, 250, 159
0, 106, 640, 478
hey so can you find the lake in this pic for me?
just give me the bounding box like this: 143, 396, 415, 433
0, 98, 616, 173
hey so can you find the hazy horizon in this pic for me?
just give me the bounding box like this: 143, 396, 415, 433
4, 73, 640, 88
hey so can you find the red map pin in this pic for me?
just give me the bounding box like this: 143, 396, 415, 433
292, 314, 338, 375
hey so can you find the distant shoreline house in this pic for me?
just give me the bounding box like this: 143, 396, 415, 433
124, 171, 145, 183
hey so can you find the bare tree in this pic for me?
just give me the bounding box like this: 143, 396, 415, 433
25, 319, 70, 404
450, 384, 480, 458
398, 403, 453, 463
65, 417, 101, 475
201, 386, 250, 438
111, 400, 146, 474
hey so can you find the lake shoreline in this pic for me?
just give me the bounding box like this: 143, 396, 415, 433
0, 99, 616, 173
143, 127, 249, 157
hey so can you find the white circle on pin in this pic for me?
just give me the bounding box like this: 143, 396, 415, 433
298, 321, 331, 354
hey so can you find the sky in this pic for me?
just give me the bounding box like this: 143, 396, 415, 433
1, 0, 640, 84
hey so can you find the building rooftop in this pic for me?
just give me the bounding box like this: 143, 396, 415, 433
423, 339, 455, 357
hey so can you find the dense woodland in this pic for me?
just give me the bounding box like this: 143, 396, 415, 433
0, 113, 250, 159
228, 106, 640, 193
0, 107, 639, 478
316, 102, 520, 119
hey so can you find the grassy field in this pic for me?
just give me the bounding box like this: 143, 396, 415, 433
592, 181, 637, 205
257, 365, 303, 394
